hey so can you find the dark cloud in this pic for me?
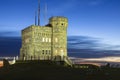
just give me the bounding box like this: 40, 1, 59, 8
68, 48, 120, 58
68, 36, 101, 49
68, 36, 120, 50
67, 36, 120, 58
0, 37, 21, 56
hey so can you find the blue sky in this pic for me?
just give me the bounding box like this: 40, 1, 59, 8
0, 0, 120, 58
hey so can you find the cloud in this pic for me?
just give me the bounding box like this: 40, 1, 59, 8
68, 48, 120, 58
0, 31, 20, 37
0, 24, 21, 31
0, 24, 22, 37
70, 56, 120, 66
85, 56, 120, 62
68, 36, 120, 58
71, 56, 120, 63
68, 36, 100, 49
68, 36, 120, 50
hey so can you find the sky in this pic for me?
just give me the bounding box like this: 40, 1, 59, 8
0, 0, 120, 60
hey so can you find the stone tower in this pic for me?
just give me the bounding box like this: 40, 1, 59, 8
49, 16, 68, 61
20, 16, 68, 61
19, 0, 70, 62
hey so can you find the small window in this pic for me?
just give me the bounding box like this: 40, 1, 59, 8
42, 38, 45, 42
49, 50, 51, 54
55, 38, 58, 42
61, 23, 64, 26
46, 38, 48, 42
42, 50, 44, 54
49, 38, 51, 42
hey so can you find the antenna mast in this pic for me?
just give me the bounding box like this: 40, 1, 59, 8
35, 11, 37, 25
38, 0, 40, 26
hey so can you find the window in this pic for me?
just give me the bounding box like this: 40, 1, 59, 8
42, 38, 45, 42
61, 50, 64, 56
49, 50, 51, 54
55, 38, 58, 42
49, 38, 51, 42
42, 50, 44, 54
46, 38, 48, 42
61, 23, 64, 26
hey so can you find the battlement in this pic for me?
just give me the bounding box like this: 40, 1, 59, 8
49, 16, 68, 27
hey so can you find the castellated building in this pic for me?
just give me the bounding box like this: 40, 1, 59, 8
20, 16, 68, 61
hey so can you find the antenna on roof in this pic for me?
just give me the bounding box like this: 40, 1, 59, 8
44, 3, 47, 25
35, 11, 37, 25
38, 0, 40, 26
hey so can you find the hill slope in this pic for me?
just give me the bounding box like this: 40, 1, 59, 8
0, 60, 120, 80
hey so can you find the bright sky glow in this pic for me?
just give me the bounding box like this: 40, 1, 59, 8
71, 56, 120, 63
